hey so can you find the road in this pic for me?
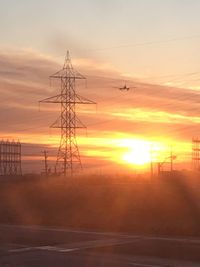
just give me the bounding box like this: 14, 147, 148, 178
0, 224, 200, 266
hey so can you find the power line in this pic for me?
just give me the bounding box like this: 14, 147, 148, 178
88, 34, 200, 52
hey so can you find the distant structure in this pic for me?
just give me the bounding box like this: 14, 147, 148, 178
157, 148, 176, 175
0, 140, 22, 176
40, 51, 95, 176
192, 138, 200, 171
42, 150, 49, 176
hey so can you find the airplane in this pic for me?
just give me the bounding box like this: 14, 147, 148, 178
114, 82, 135, 91
118, 83, 130, 91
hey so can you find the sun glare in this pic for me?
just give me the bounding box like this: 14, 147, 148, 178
119, 139, 166, 167
122, 144, 151, 166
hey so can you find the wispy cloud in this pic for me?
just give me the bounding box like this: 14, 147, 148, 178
0, 48, 199, 171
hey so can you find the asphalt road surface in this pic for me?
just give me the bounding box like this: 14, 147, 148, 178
0, 224, 200, 267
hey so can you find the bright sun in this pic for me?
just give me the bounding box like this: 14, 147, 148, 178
121, 142, 151, 166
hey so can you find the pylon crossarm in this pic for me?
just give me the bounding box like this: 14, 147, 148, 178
51, 125, 86, 129
39, 94, 62, 104
40, 94, 96, 105
75, 116, 86, 128
50, 69, 85, 80
76, 94, 96, 104
50, 115, 86, 129
50, 117, 60, 128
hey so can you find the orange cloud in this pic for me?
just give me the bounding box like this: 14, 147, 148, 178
0, 48, 198, 172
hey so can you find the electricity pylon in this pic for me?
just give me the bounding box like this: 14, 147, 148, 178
192, 138, 200, 171
0, 140, 22, 176
40, 51, 95, 176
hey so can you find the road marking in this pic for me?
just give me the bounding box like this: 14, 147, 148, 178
9, 247, 37, 252
8, 238, 138, 253
2, 224, 200, 245
8, 246, 166, 267
9, 246, 77, 253
128, 262, 164, 267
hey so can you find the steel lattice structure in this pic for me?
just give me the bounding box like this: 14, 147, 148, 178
192, 138, 200, 171
40, 51, 95, 176
0, 140, 22, 176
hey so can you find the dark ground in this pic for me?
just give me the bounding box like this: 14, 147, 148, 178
1, 224, 200, 266
0, 171, 200, 237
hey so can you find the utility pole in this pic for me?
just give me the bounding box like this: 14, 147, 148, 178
40, 51, 96, 177
150, 145, 153, 179
157, 148, 176, 175
170, 146, 173, 172
42, 150, 48, 176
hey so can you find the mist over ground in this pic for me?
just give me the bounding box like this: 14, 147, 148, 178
0, 172, 200, 238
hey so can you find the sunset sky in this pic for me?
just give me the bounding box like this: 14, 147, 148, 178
1, 0, 200, 173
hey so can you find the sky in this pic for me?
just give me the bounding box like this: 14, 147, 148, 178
1, 0, 200, 173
